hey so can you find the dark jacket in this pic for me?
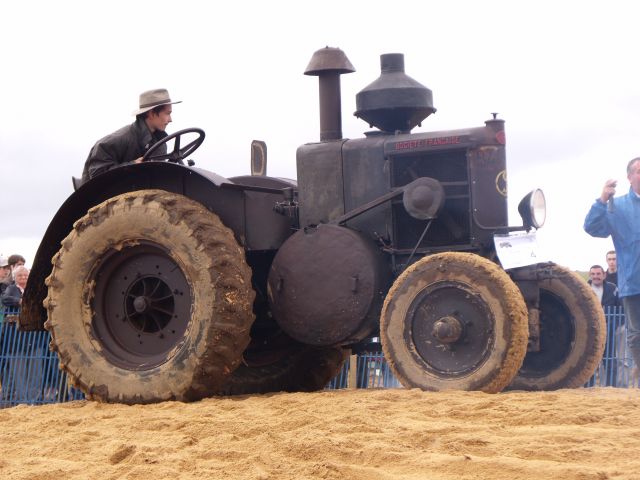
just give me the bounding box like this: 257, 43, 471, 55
1, 283, 23, 307
0, 280, 9, 298
600, 281, 620, 309
81, 117, 168, 181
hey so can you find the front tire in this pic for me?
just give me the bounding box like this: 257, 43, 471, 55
508, 264, 606, 390
381, 252, 528, 393
44, 190, 255, 404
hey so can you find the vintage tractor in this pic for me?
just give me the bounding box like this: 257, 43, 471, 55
21, 47, 605, 404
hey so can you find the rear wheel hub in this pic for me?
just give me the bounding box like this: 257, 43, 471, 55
92, 242, 191, 370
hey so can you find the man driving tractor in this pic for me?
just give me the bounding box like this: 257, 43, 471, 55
81, 88, 180, 181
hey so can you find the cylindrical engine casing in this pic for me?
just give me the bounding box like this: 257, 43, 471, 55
267, 224, 390, 346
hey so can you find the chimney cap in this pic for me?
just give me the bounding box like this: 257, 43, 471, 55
304, 46, 355, 76
355, 53, 435, 133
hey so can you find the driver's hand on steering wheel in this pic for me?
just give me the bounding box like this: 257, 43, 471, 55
133, 157, 143, 164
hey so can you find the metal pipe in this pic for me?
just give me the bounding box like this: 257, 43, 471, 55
304, 47, 355, 142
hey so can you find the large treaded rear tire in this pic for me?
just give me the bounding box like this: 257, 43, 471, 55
217, 337, 346, 395
44, 189, 255, 404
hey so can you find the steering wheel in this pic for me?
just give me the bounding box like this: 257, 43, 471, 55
143, 128, 205, 164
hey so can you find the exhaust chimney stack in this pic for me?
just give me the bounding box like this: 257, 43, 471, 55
355, 53, 435, 133
304, 47, 355, 141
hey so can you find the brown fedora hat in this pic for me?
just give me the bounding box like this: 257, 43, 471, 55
132, 88, 182, 116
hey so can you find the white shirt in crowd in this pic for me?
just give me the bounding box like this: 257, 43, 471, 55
590, 284, 603, 303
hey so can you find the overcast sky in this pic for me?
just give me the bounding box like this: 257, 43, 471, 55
1, 0, 637, 271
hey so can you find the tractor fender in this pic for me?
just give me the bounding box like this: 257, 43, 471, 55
22, 161, 295, 330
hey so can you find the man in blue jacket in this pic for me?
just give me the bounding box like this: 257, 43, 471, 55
584, 157, 640, 374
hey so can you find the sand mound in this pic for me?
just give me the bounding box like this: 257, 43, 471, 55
0, 387, 638, 479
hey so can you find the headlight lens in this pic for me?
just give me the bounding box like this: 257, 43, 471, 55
518, 189, 546, 229
530, 189, 546, 228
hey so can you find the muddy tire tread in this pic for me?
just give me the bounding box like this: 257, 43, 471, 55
381, 252, 529, 393
44, 189, 255, 403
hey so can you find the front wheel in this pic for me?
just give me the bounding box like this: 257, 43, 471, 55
44, 189, 255, 404
381, 252, 529, 393
508, 264, 606, 390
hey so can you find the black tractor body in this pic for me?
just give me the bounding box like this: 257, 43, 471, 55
20, 48, 605, 403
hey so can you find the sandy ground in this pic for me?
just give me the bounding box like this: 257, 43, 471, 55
0, 387, 639, 480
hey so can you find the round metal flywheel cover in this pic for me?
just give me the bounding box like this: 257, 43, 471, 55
268, 224, 385, 346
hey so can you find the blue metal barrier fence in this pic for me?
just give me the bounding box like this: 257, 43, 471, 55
0, 307, 84, 408
585, 306, 637, 388
326, 350, 404, 390
0, 306, 636, 407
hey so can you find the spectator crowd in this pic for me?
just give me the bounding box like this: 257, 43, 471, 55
0, 254, 26, 300
585, 251, 633, 387
0, 253, 50, 403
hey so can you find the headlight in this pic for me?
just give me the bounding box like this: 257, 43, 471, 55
518, 189, 546, 230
